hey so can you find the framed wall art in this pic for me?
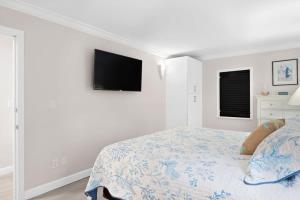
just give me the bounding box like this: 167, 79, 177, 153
272, 59, 298, 86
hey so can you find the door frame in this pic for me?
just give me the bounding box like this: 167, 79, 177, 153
0, 25, 24, 200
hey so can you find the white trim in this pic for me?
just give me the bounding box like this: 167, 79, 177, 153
201, 41, 300, 60
0, 166, 13, 176
217, 67, 253, 120
0, 0, 167, 58
25, 168, 92, 200
0, 25, 25, 200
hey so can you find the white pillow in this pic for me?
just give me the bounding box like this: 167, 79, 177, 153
244, 119, 300, 185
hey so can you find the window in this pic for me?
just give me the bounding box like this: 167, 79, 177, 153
218, 68, 252, 119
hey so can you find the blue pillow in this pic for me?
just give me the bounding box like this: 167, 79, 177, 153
244, 119, 300, 185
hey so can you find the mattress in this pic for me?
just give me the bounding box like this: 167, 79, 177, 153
85, 127, 300, 200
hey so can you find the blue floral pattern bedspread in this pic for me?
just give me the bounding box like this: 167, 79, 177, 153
85, 127, 300, 200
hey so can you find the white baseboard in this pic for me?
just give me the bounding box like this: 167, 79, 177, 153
25, 168, 92, 200
0, 166, 13, 176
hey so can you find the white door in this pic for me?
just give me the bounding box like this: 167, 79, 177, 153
165, 58, 188, 129
187, 57, 202, 127
0, 34, 15, 199
0, 25, 24, 200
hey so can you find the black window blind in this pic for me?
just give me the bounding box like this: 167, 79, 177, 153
219, 70, 250, 118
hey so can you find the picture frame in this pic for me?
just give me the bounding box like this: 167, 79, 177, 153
272, 59, 298, 86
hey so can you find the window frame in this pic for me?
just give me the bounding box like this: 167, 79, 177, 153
217, 67, 253, 120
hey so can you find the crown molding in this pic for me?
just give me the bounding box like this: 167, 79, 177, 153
0, 0, 168, 58
200, 41, 300, 60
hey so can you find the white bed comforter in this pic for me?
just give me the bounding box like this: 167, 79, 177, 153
85, 127, 300, 200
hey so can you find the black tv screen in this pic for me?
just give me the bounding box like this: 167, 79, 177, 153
93, 49, 142, 91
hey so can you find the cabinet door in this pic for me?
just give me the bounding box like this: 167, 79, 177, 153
188, 94, 202, 127
165, 58, 188, 129
187, 58, 202, 94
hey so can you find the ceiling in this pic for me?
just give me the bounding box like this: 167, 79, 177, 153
4, 0, 300, 59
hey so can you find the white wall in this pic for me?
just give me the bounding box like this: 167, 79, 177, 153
0, 34, 14, 169
203, 48, 300, 132
0, 6, 165, 189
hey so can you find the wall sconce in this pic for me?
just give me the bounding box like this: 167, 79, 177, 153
158, 60, 166, 79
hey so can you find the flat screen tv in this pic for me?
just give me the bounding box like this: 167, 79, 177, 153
93, 49, 142, 91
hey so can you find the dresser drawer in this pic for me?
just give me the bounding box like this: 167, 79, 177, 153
285, 104, 300, 110
261, 101, 283, 109
285, 111, 300, 119
261, 110, 284, 119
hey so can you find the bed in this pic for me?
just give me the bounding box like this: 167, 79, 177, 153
85, 127, 300, 200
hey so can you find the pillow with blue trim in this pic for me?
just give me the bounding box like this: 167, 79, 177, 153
244, 119, 300, 185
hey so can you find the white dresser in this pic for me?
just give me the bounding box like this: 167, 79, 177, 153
257, 95, 300, 125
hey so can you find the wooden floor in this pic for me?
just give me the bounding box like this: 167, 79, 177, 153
0, 173, 13, 200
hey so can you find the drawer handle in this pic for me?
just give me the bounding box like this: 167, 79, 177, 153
270, 103, 273, 106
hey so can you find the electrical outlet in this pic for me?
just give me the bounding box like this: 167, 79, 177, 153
52, 158, 59, 169
61, 157, 67, 166
48, 100, 57, 109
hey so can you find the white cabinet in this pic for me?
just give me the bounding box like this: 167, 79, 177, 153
165, 56, 202, 129
257, 95, 300, 125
